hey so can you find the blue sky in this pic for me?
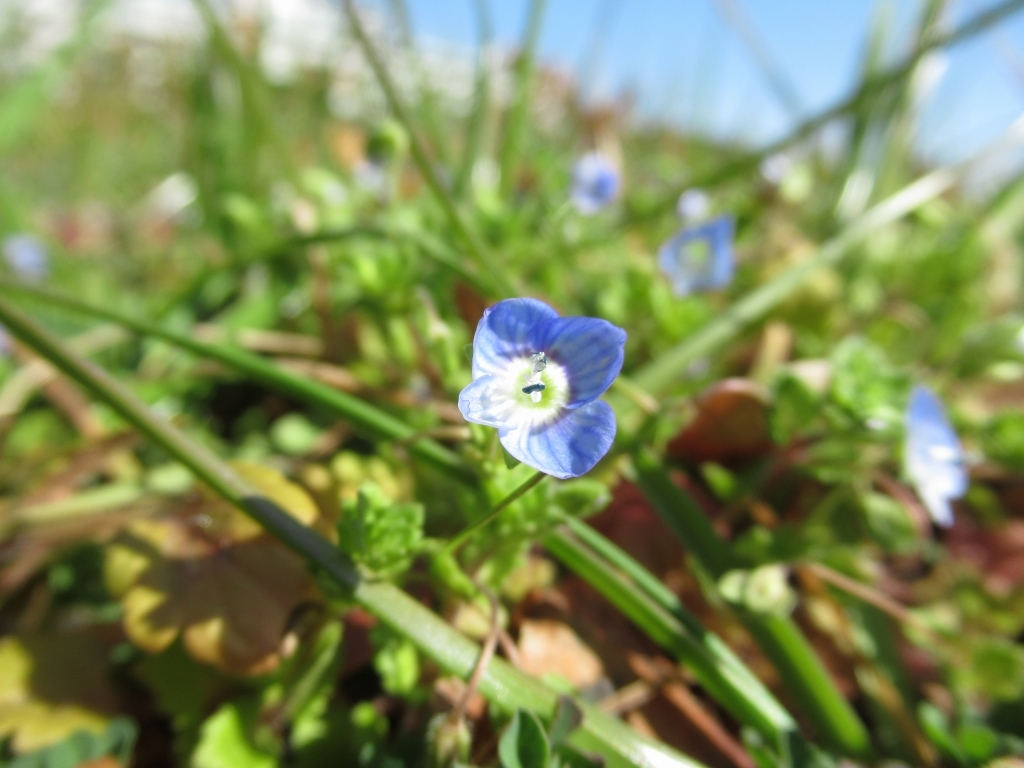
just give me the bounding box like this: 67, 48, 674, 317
391, 0, 1024, 164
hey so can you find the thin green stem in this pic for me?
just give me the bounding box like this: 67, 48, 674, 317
0, 293, 703, 768
339, 0, 515, 299
445, 471, 547, 556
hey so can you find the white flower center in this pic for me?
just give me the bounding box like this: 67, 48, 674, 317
495, 350, 569, 428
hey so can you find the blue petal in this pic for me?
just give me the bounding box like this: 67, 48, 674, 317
499, 400, 616, 479
571, 153, 620, 215
905, 385, 967, 527
458, 374, 518, 428
528, 316, 626, 407
471, 298, 559, 378
657, 215, 735, 297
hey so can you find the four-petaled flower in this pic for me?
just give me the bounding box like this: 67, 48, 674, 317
657, 214, 735, 297
570, 152, 620, 215
2, 234, 49, 282
905, 385, 967, 527
459, 298, 626, 479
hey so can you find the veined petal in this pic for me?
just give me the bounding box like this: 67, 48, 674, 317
529, 316, 626, 408
472, 298, 559, 378
458, 374, 520, 428
498, 400, 616, 479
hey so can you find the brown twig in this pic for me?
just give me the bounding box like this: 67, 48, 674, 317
799, 560, 937, 639
450, 588, 501, 724
628, 654, 755, 768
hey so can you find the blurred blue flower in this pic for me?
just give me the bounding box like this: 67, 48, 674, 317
2, 234, 49, 282
676, 188, 709, 222
459, 298, 626, 479
570, 152, 620, 215
657, 215, 735, 297
905, 385, 967, 527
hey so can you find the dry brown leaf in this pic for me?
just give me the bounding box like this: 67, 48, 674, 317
105, 463, 323, 674
667, 379, 773, 465
0, 633, 116, 753
517, 619, 604, 690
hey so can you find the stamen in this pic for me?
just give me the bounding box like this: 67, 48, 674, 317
523, 352, 548, 403
531, 352, 547, 374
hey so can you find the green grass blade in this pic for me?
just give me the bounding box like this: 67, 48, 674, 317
631, 450, 872, 757
0, 280, 474, 483
630, 158, 968, 395
0, 293, 706, 768
544, 526, 798, 746
711, 0, 802, 117
340, 0, 514, 299
627, 0, 1024, 224
454, 0, 495, 198
498, 0, 548, 196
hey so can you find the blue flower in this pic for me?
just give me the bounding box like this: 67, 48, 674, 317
2, 234, 49, 282
657, 214, 735, 297
570, 152, 620, 215
458, 298, 626, 479
905, 385, 967, 527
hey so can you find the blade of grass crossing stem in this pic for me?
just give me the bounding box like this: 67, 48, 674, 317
0, 279, 816, 754
632, 449, 872, 757
498, 0, 547, 196
543, 527, 797, 747
626, 0, 1024, 224
0, 280, 474, 484
0, 294, 706, 768
340, 0, 514, 299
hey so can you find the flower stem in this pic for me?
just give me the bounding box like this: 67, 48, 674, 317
444, 470, 547, 557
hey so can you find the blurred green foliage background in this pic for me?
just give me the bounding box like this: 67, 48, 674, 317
2, 1, 1024, 767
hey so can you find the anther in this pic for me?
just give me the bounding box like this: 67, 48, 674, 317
522, 381, 546, 403
530, 352, 547, 375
